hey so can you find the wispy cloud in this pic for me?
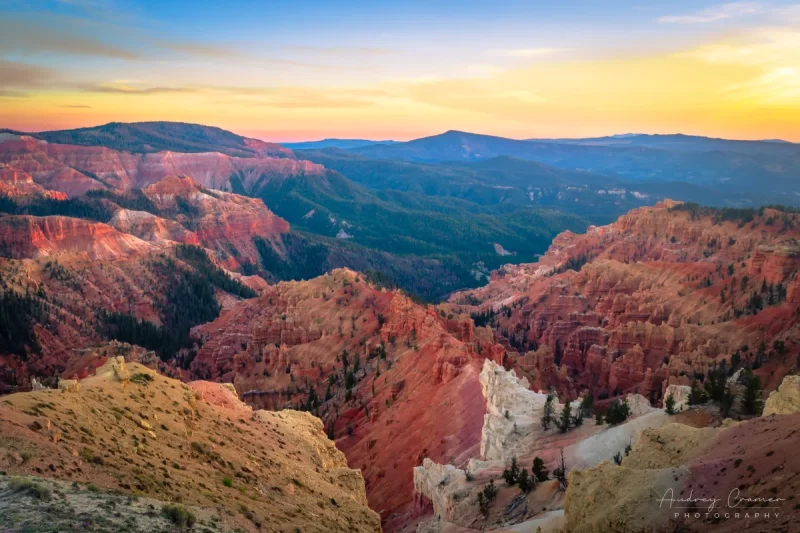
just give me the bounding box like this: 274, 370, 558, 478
0, 89, 31, 98
490, 48, 569, 58
0, 59, 57, 88
0, 16, 312, 65
208, 86, 380, 109
659, 2, 764, 24
75, 83, 197, 94
280, 46, 394, 57
0, 19, 142, 59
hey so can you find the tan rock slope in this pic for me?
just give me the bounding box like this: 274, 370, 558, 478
0, 356, 380, 532
566, 401, 800, 532
763, 374, 800, 416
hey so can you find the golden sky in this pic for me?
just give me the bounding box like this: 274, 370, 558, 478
2, 1, 800, 141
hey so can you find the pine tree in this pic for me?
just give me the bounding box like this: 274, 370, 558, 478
595, 411, 604, 425
532, 457, 549, 482
518, 468, 534, 494
604, 399, 631, 425
502, 456, 520, 485
477, 478, 498, 517
742, 372, 762, 415
556, 400, 572, 433
580, 392, 594, 418
665, 394, 676, 415
541, 394, 555, 430
553, 448, 568, 489
720, 386, 736, 418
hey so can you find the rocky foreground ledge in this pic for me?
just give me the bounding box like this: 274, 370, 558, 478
0, 356, 380, 532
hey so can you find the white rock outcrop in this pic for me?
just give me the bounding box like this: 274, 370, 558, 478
625, 393, 657, 417
663, 384, 692, 411
480, 359, 563, 461
413, 458, 474, 522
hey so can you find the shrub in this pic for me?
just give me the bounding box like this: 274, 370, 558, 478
131, 373, 154, 385
162, 503, 196, 529
222, 476, 233, 487
9, 477, 52, 501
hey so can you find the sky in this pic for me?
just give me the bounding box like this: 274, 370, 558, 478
1, 0, 800, 142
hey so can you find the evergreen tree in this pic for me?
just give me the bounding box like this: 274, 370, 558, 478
556, 400, 572, 433
541, 395, 555, 430
502, 456, 520, 485
553, 448, 568, 490
742, 371, 762, 415
688, 380, 705, 405
518, 468, 534, 494
665, 394, 676, 415
532, 457, 549, 482
579, 392, 594, 418
604, 399, 631, 425
720, 386, 736, 418
477, 478, 497, 517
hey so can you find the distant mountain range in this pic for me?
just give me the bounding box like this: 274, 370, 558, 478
281, 138, 397, 150
333, 130, 800, 206
528, 132, 797, 153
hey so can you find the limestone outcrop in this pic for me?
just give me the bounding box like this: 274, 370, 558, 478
479, 359, 563, 461
663, 383, 692, 411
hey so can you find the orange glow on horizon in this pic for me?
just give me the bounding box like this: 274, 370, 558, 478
3, 28, 800, 143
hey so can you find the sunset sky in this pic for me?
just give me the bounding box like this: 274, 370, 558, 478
2, 0, 800, 142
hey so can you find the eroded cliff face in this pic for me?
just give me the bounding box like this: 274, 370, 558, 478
480, 359, 564, 461
0, 134, 323, 196
0, 164, 67, 199
451, 201, 800, 406
0, 215, 159, 260
188, 269, 506, 526
0, 355, 380, 532
138, 175, 289, 269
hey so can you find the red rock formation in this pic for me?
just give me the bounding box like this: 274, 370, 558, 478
190, 269, 504, 526
450, 202, 800, 404
0, 215, 157, 260
0, 135, 324, 197
0, 165, 67, 199
138, 176, 289, 269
